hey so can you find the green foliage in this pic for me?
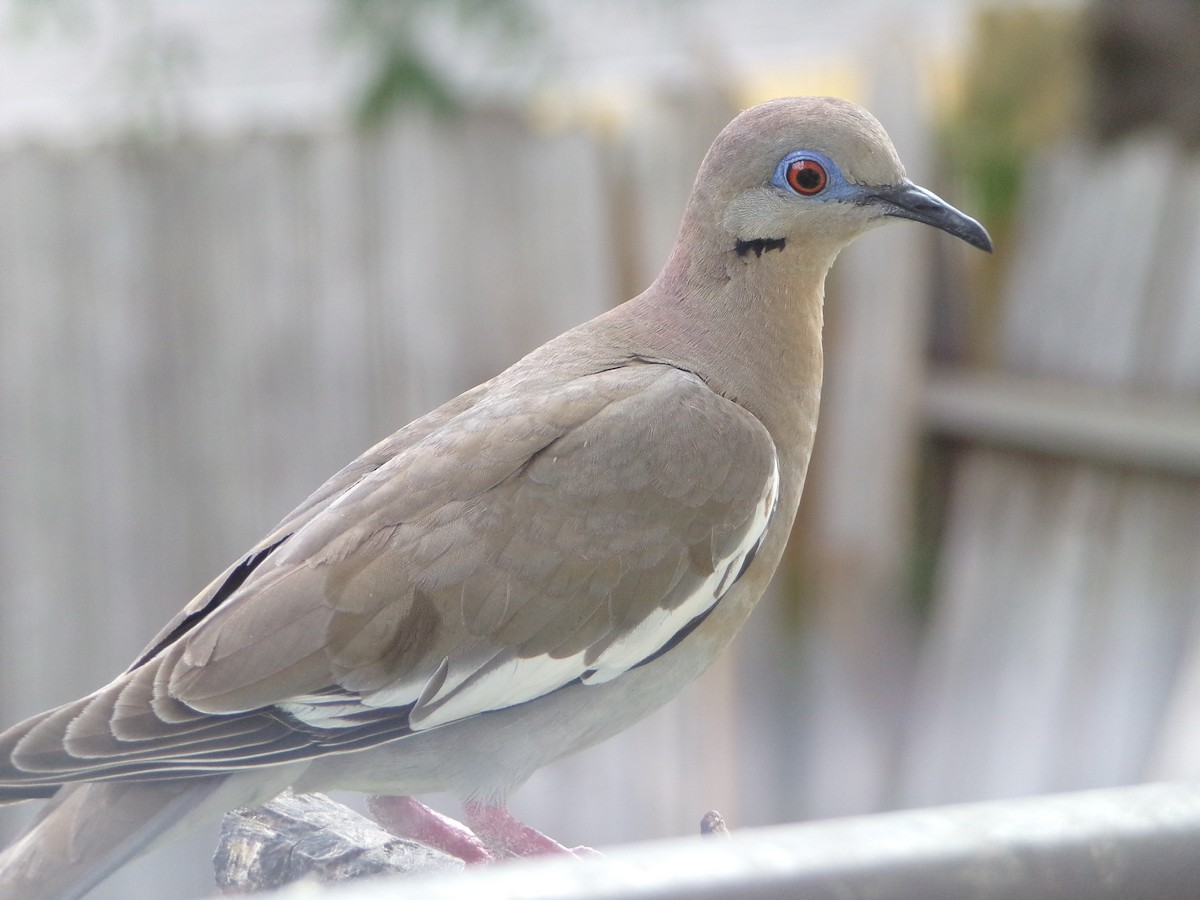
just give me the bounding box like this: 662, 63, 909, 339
333, 0, 541, 125
943, 7, 1086, 237
936, 6, 1088, 361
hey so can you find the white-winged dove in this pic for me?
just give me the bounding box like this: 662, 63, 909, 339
0, 96, 990, 898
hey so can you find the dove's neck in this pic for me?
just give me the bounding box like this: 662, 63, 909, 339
617, 219, 842, 483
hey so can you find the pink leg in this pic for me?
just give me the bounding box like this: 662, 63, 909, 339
462, 800, 599, 859
367, 795, 495, 864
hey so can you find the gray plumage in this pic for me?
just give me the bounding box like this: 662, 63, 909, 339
0, 96, 990, 898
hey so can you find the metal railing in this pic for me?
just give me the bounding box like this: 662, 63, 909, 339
252, 781, 1200, 899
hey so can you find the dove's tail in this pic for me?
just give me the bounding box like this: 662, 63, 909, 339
0, 777, 229, 900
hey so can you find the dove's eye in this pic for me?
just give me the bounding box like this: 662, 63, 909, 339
785, 158, 827, 196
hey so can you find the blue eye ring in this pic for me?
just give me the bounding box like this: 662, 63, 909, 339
771, 150, 847, 199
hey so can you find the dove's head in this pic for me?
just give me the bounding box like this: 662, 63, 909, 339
692, 96, 991, 260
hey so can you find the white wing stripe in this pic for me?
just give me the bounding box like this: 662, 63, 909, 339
582, 450, 779, 683
278, 449, 780, 733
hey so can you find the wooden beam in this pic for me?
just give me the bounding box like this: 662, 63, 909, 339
922, 368, 1200, 477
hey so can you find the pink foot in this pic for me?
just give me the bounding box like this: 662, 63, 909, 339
367, 795, 495, 864
463, 800, 599, 859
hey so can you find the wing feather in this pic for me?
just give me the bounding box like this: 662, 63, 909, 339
1, 362, 778, 791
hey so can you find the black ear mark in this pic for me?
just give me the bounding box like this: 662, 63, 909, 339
734, 238, 787, 258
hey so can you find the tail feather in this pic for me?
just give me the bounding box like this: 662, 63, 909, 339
0, 778, 225, 900
0, 786, 56, 804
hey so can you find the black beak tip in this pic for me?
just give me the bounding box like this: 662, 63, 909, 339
872, 181, 993, 254
964, 222, 994, 254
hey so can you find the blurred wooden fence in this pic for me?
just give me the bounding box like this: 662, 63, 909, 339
5, 83, 1200, 899
901, 136, 1200, 805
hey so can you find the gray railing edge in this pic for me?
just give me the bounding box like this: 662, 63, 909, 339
242, 780, 1200, 899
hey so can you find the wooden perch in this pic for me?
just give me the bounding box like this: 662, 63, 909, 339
213, 790, 463, 893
